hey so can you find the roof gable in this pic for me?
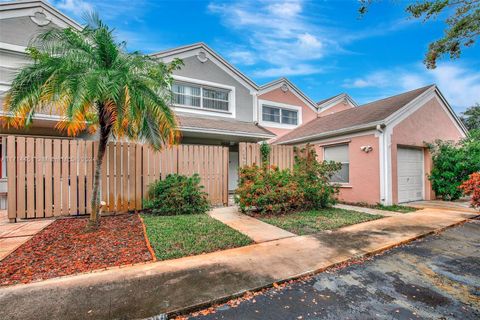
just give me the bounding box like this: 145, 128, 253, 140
151, 42, 257, 93
258, 77, 318, 112
317, 93, 357, 112
275, 85, 439, 144
0, 0, 82, 30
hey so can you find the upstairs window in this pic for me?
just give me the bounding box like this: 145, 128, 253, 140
262, 105, 298, 125
173, 82, 230, 112
324, 144, 349, 183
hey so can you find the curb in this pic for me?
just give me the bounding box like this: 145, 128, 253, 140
166, 215, 479, 318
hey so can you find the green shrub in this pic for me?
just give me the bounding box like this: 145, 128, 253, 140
428, 131, 480, 200
235, 144, 341, 215
143, 174, 210, 215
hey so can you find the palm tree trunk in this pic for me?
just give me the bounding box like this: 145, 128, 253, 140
88, 105, 112, 228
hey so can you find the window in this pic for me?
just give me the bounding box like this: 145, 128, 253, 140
262, 105, 298, 125
172, 82, 230, 112
324, 144, 349, 183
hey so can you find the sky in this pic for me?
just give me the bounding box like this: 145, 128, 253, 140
49, 0, 480, 114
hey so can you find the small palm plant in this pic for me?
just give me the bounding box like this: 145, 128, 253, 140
2, 14, 182, 228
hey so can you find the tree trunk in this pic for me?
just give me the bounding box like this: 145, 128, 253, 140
88, 104, 112, 228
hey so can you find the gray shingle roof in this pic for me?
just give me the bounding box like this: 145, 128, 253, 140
176, 113, 274, 137
275, 85, 435, 144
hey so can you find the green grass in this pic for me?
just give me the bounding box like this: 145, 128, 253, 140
260, 208, 383, 235
372, 204, 418, 213
141, 214, 253, 261
342, 202, 419, 213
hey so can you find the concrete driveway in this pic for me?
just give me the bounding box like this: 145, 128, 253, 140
190, 220, 480, 320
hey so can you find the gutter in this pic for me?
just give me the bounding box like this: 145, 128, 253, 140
276, 121, 386, 145
180, 126, 275, 139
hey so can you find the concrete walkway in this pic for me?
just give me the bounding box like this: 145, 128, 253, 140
0, 211, 54, 261
334, 203, 403, 217
208, 206, 296, 242
0, 207, 477, 320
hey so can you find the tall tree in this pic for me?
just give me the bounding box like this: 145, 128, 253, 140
359, 0, 480, 69
2, 14, 182, 228
460, 103, 480, 131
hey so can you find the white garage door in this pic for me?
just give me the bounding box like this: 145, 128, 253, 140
397, 147, 424, 203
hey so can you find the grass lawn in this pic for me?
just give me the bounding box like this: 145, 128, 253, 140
141, 214, 253, 261
260, 208, 383, 235
372, 204, 418, 213
342, 202, 418, 213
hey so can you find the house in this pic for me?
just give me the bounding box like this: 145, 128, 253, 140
0, 0, 469, 211
275, 85, 468, 205
0, 0, 319, 207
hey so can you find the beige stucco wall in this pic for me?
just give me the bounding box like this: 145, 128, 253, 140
314, 133, 381, 204
259, 87, 317, 138
391, 97, 465, 203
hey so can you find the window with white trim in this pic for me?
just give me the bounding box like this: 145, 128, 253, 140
172, 82, 230, 112
262, 105, 298, 125
324, 144, 349, 183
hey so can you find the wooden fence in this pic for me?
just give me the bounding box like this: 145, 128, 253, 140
239, 142, 295, 170
5, 136, 228, 221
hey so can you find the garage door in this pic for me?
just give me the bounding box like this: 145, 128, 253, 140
397, 147, 424, 203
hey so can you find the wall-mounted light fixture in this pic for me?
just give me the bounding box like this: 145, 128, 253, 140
360, 145, 373, 153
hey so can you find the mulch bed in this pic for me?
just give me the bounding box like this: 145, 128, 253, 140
0, 214, 153, 286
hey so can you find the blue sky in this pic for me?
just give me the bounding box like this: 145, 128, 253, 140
51, 0, 480, 114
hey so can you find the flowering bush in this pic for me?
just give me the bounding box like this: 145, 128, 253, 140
459, 172, 480, 209
235, 144, 340, 215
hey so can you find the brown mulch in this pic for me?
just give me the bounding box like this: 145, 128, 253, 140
0, 214, 153, 286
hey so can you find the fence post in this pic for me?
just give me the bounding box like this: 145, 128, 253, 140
7, 136, 16, 222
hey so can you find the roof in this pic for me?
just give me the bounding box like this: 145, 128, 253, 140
150, 42, 258, 91
0, 0, 82, 30
258, 77, 318, 111
316, 94, 342, 106
317, 93, 358, 110
176, 113, 275, 138
275, 85, 435, 144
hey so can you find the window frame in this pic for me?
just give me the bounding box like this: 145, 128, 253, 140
171, 76, 236, 118
258, 100, 302, 129
323, 143, 350, 184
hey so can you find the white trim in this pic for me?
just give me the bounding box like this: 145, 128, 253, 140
180, 126, 274, 139
0, 42, 27, 54
258, 78, 318, 112
258, 99, 302, 129
277, 121, 383, 145
0, 110, 61, 121
151, 43, 257, 94
304, 130, 378, 146
317, 93, 357, 114
0, 0, 82, 30
172, 75, 236, 119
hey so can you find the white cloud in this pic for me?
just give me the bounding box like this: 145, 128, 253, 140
252, 64, 323, 78
344, 63, 480, 112
208, 0, 330, 77
54, 0, 93, 17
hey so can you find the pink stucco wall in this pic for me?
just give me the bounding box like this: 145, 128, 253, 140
314, 133, 381, 204
259, 87, 317, 138
391, 97, 465, 203
318, 102, 353, 117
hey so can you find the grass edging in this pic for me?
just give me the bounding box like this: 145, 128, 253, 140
138, 214, 157, 262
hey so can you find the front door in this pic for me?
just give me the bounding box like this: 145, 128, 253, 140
228, 151, 239, 191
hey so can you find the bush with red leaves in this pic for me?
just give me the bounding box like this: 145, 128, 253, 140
459, 172, 480, 209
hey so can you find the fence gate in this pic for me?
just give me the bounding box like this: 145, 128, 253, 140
5, 136, 229, 221
239, 142, 295, 170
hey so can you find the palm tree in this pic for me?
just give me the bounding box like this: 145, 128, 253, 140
3, 14, 182, 228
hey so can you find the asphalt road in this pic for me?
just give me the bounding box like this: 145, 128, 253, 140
189, 219, 480, 320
